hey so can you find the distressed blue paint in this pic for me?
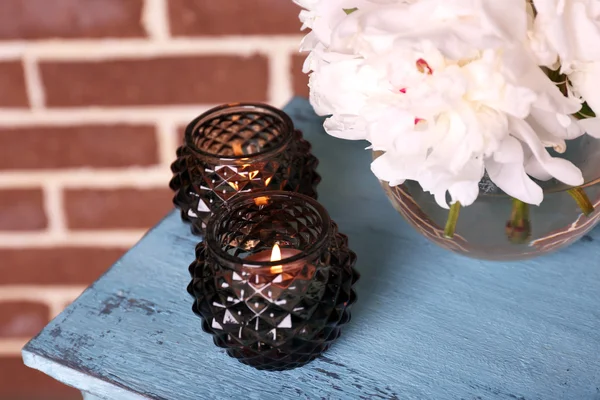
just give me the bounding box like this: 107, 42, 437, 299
23, 97, 600, 400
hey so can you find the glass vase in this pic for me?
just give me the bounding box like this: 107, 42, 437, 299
376, 135, 600, 261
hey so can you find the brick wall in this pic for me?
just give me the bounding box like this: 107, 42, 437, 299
0, 1, 307, 398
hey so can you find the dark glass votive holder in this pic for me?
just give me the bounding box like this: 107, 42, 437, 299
187, 191, 359, 371
169, 103, 320, 235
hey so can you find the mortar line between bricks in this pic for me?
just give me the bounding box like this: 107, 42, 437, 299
0, 231, 145, 247
0, 168, 170, 188
0, 285, 85, 300
156, 119, 179, 167
0, 37, 304, 59
0, 284, 86, 321
0, 285, 85, 302
42, 183, 67, 236
0, 100, 295, 124
0, 338, 28, 356
48, 296, 75, 320
0, 105, 219, 125
142, 0, 170, 41
22, 54, 46, 109
0, 284, 87, 354
268, 49, 294, 107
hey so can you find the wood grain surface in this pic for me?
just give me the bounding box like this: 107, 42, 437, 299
23, 98, 600, 400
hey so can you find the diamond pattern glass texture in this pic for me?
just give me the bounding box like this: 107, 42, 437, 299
170, 104, 321, 235
187, 192, 359, 371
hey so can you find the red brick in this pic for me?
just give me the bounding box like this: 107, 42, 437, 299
292, 54, 309, 98
41, 56, 269, 107
0, 0, 145, 40
0, 357, 81, 399
0, 302, 49, 338
0, 247, 126, 285
0, 189, 47, 231
0, 61, 28, 107
0, 125, 159, 170
64, 188, 172, 230
169, 0, 302, 36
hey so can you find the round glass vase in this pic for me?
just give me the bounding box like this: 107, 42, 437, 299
375, 135, 600, 261
187, 191, 359, 371
169, 103, 320, 235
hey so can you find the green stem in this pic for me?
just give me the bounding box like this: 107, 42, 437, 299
506, 199, 532, 245
568, 187, 594, 216
513, 198, 529, 221
444, 201, 461, 239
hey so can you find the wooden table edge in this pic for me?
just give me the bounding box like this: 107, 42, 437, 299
22, 347, 149, 400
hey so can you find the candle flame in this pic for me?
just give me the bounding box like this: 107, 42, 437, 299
270, 243, 283, 274
270, 243, 281, 262
264, 176, 272, 186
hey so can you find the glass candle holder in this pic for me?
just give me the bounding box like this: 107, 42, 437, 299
187, 191, 359, 371
169, 103, 321, 235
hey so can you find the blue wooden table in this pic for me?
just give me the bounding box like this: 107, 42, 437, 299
23, 98, 600, 400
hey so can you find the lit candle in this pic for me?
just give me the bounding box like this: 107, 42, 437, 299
242, 243, 315, 311
243, 243, 303, 275
187, 191, 358, 371
171, 104, 320, 236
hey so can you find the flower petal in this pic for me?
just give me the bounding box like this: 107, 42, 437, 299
493, 135, 523, 164
323, 114, 367, 140
526, 110, 583, 152
370, 151, 419, 186
433, 188, 450, 209
486, 158, 544, 205
578, 117, 600, 138
569, 61, 600, 116
524, 158, 553, 181
509, 117, 584, 186
448, 180, 480, 207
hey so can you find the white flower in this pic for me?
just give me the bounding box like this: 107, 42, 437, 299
293, 0, 381, 52
569, 62, 600, 138
329, 0, 529, 60
530, 0, 600, 138
297, 0, 588, 208
530, 0, 600, 67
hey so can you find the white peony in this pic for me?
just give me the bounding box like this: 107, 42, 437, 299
297, 0, 592, 208
293, 0, 382, 52
530, 0, 600, 138
530, 0, 600, 67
